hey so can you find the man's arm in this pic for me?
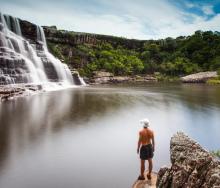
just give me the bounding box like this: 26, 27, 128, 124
152, 132, 155, 152
137, 132, 141, 154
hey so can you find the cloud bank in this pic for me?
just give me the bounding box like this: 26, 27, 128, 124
0, 0, 220, 39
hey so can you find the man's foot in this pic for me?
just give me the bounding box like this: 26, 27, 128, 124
147, 173, 151, 180
137, 175, 145, 180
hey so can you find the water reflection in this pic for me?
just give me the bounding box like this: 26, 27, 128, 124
0, 84, 220, 188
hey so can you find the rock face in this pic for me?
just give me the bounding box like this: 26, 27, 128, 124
156, 132, 220, 188
90, 71, 157, 84
90, 71, 113, 84
43, 25, 144, 49
43, 26, 98, 46
181, 71, 218, 83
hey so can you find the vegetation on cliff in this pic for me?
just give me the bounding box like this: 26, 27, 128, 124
46, 29, 220, 78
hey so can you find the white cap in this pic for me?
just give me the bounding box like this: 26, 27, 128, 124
140, 118, 150, 128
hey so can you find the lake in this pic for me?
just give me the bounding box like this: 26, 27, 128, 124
0, 83, 220, 188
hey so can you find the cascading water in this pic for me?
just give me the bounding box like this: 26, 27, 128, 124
0, 14, 45, 84
36, 25, 73, 84
4, 14, 22, 36
0, 13, 85, 88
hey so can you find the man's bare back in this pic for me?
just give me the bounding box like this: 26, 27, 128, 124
139, 128, 154, 145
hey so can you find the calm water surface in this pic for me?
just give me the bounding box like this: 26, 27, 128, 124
0, 84, 220, 188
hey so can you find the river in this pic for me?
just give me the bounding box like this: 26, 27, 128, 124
0, 84, 220, 188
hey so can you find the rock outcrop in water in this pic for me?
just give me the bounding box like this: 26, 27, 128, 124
0, 84, 42, 101
156, 132, 220, 187
181, 71, 218, 83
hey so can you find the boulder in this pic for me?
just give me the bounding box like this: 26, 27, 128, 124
91, 71, 113, 84
181, 71, 218, 83
156, 132, 220, 188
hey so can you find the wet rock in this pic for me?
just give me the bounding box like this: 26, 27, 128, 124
156, 132, 220, 188
70, 70, 84, 85
19, 19, 37, 42
0, 84, 43, 101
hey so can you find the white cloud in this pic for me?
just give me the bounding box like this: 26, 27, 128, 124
185, 2, 196, 8
202, 5, 215, 15
0, 0, 219, 40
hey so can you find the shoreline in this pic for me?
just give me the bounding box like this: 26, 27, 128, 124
1, 77, 220, 101
85, 71, 219, 85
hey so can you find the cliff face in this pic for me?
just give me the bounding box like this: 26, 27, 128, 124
156, 132, 220, 187
42, 24, 145, 71
43, 26, 144, 49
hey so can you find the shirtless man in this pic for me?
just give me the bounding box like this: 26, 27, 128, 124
137, 118, 155, 180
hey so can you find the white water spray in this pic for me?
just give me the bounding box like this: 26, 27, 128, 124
0, 13, 85, 88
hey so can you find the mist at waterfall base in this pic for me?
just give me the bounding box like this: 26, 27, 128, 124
0, 13, 85, 90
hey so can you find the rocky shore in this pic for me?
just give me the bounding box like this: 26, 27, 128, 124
89, 71, 157, 84
156, 132, 220, 187
0, 84, 43, 101
87, 71, 220, 85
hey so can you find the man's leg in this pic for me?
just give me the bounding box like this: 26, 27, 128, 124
147, 158, 153, 175
140, 159, 145, 177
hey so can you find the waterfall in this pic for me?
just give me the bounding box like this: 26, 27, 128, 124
4, 14, 22, 36
0, 13, 84, 88
36, 25, 46, 46
36, 25, 73, 84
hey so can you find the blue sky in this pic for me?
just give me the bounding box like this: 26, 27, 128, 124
1, 0, 220, 39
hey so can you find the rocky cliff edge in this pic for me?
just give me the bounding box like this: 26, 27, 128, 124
156, 132, 220, 187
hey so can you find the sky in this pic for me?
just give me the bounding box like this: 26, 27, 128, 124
1, 0, 220, 39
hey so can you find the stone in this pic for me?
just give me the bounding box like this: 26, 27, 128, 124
181, 71, 218, 83
156, 132, 220, 188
